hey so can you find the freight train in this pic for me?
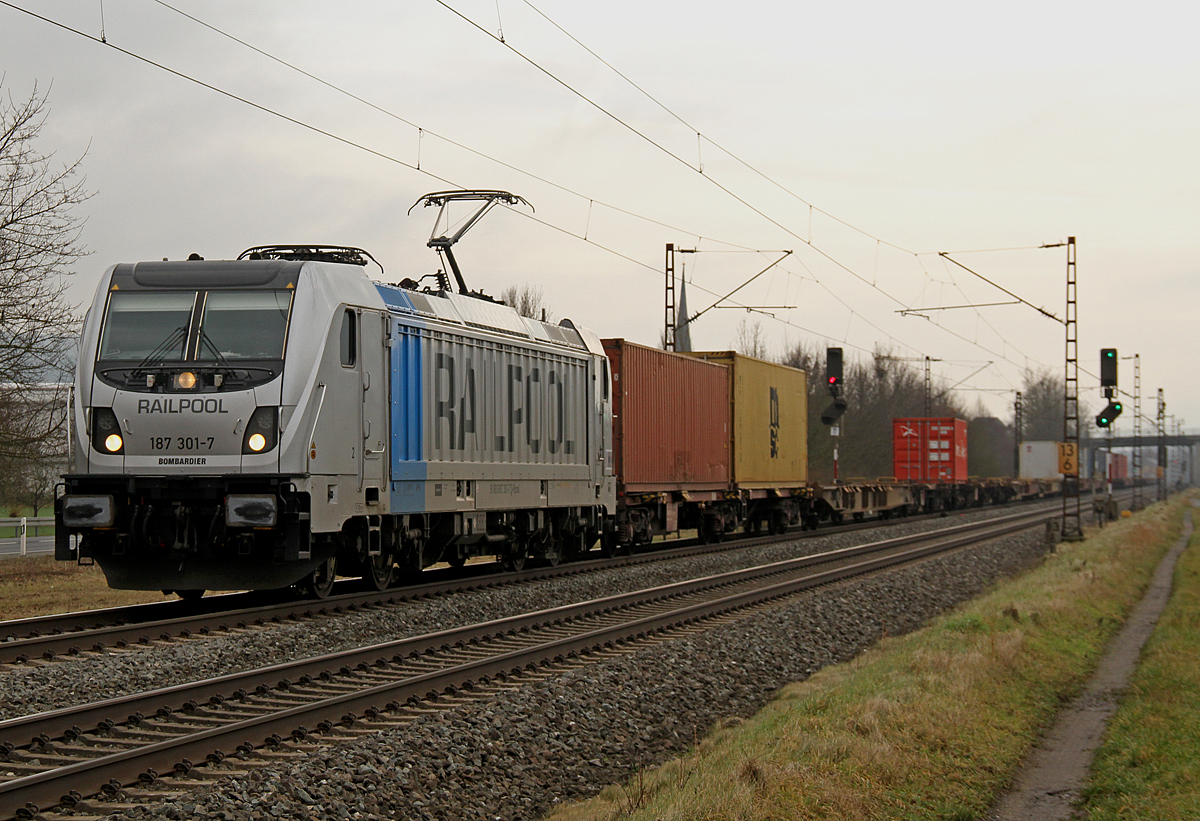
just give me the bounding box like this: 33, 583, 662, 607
54, 239, 1049, 598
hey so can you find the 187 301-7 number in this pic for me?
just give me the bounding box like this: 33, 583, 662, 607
150, 436, 216, 451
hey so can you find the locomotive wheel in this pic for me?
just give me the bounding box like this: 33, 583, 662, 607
363, 552, 395, 591
306, 556, 338, 598
175, 589, 204, 601
502, 544, 528, 572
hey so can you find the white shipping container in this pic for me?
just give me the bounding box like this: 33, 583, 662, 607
1019, 440, 1062, 479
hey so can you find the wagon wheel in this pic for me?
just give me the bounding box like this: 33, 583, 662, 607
534, 531, 561, 567
362, 551, 395, 591
305, 556, 338, 599
502, 541, 528, 572
770, 509, 790, 535
175, 589, 205, 601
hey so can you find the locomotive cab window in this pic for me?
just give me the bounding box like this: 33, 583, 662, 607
196, 291, 293, 361
94, 287, 294, 391
339, 309, 357, 367
98, 292, 196, 361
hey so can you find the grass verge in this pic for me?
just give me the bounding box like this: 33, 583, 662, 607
1081, 503, 1200, 819
547, 495, 1192, 821
0, 555, 164, 620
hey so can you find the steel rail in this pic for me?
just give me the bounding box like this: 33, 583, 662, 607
0, 505, 1056, 743
0, 509, 1050, 818
0, 494, 1084, 660
0, 507, 928, 643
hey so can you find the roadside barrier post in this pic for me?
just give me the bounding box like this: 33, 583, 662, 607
20, 517, 27, 557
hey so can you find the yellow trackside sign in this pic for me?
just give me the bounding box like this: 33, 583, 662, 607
1057, 442, 1078, 476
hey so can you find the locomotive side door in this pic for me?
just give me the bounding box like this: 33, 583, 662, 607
360, 309, 388, 491
592, 353, 613, 489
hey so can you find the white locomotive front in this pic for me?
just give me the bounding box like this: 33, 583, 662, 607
55, 246, 616, 597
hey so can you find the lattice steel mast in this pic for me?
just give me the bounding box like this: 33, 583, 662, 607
1062, 237, 1083, 541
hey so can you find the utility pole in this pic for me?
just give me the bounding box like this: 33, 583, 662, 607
664, 243, 677, 352
924, 356, 934, 417
1132, 354, 1143, 510
1062, 237, 1083, 541
1157, 389, 1167, 502
1013, 391, 1023, 477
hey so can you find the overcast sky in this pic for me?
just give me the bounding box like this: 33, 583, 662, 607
2, 0, 1196, 432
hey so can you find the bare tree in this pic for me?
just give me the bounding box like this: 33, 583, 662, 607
733, 317, 769, 359
782, 341, 971, 482
1018, 368, 1065, 441
500, 283, 551, 321
0, 83, 89, 474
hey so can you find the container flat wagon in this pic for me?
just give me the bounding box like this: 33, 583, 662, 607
603, 339, 731, 545
682, 351, 813, 536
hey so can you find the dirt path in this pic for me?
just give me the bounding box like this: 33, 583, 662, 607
988, 506, 1196, 820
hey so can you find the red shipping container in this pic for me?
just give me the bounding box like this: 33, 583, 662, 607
603, 339, 730, 493
893, 418, 969, 483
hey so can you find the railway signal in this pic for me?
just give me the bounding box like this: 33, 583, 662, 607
826, 347, 843, 397
1100, 348, 1118, 387
822, 348, 846, 426
1096, 347, 1120, 427
820, 398, 847, 426
1096, 400, 1123, 428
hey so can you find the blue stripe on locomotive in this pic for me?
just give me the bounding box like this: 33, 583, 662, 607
378, 285, 428, 512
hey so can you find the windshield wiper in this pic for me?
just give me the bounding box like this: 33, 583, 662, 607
129, 326, 188, 376
197, 328, 236, 373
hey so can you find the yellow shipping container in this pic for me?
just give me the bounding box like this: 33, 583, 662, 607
681, 351, 808, 488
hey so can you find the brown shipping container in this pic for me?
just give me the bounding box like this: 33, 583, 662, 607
681, 352, 809, 488
602, 339, 731, 493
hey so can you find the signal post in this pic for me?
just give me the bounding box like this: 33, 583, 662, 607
821, 348, 847, 482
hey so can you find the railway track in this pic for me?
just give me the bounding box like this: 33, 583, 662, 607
0, 495, 1085, 666
0, 506, 1055, 819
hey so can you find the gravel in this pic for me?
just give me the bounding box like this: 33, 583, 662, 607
54, 513, 1052, 821
0, 506, 1042, 721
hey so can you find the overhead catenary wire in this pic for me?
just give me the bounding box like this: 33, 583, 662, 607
516, 0, 917, 257
443, 0, 1062, 375
144, 0, 756, 256
8, 0, 936, 358
432, 0, 924, 313
4, 1, 1064, 392
144, 0, 1043, 375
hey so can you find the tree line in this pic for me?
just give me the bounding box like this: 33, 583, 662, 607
736, 319, 1068, 483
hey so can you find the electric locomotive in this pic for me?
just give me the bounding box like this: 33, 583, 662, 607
55, 244, 616, 596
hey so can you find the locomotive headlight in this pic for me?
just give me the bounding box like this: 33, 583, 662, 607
91, 408, 124, 455
174, 371, 198, 390
242, 406, 279, 454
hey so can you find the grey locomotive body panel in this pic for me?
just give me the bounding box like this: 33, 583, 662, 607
58, 251, 614, 592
